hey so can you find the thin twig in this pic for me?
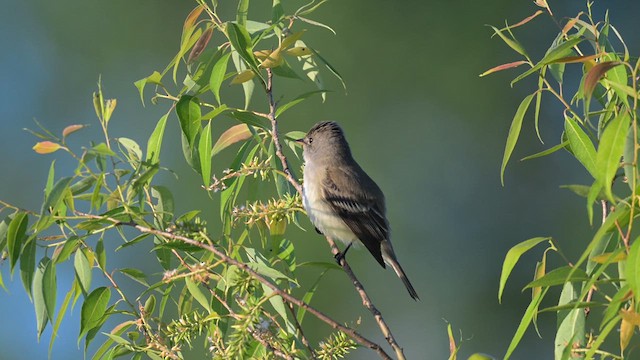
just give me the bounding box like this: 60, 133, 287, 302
172, 250, 294, 360
264, 68, 406, 360
74, 212, 392, 360
286, 302, 317, 359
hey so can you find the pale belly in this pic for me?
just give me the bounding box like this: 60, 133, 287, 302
303, 168, 357, 245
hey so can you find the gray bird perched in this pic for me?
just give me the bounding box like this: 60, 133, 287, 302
296, 121, 419, 301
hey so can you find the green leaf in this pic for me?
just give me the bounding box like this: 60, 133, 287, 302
210, 52, 232, 105
499, 237, 550, 303
596, 112, 630, 202
489, 26, 528, 57
310, 47, 346, 91
524, 266, 589, 289
226, 23, 263, 85
501, 94, 535, 186
185, 277, 212, 314
564, 116, 597, 177
42, 177, 73, 213
199, 120, 213, 187
20, 237, 36, 300
228, 110, 270, 130
74, 250, 92, 295
247, 262, 294, 283
45, 161, 56, 198
146, 113, 169, 164
7, 212, 28, 273
69, 177, 97, 195
554, 282, 585, 359
54, 236, 81, 264
151, 185, 175, 225
50, 282, 76, 355
626, 239, 640, 304
520, 141, 568, 161
96, 238, 106, 270
297, 269, 329, 323
176, 95, 202, 146
231, 50, 256, 110
43, 258, 57, 323
201, 104, 229, 121
275, 90, 330, 118
236, 0, 249, 26
34, 257, 50, 339
118, 268, 149, 286
133, 71, 163, 106
79, 287, 111, 342
504, 288, 547, 360
511, 37, 583, 86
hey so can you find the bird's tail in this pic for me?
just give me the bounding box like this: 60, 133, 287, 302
382, 243, 420, 301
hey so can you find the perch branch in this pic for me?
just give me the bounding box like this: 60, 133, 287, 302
265, 68, 406, 360
75, 212, 392, 360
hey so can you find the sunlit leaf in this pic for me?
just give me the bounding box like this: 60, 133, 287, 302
230, 69, 256, 84
500, 94, 534, 185
212, 124, 252, 156
626, 239, 640, 305
499, 237, 549, 303
488, 26, 528, 58
33, 141, 62, 154
74, 250, 92, 295
524, 266, 588, 289
62, 124, 85, 138
146, 113, 169, 164
185, 278, 212, 314
479, 61, 528, 77
520, 141, 568, 161
554, 282, 585, 359
199, 121, 213, 187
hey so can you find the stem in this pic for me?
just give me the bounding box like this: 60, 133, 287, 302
264, 69, 406, 360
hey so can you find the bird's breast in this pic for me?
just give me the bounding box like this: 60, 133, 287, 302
303, 165, 357, 244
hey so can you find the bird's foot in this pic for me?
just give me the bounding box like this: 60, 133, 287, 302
333, 242, 353, 265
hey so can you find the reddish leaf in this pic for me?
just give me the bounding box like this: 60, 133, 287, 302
534, 0, 553, 16
183, 5, 204, 32
188, 27, 214, 64
561, 15, 581, 36
33, 141, 62, 154
510, 10, 544, 29
62, 125, 85, 138
584, 61, 623, 99
480, 61, 528, 77
212, 124, 252, 156
550, 54, 600, 64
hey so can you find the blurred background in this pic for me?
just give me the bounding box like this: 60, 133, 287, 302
1, 0, 640, 359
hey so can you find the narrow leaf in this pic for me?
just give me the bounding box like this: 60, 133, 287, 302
199, 121, 213, 187
212, 124, 252, 156
565, 116, 597, 177
7, 212, 28, 272
146, 113, 169, 164
79, 287, 111, 341
501, 94, 534, 185
176, 95, 202, 146
210, 52, 231, 105
596, 113, 630, 202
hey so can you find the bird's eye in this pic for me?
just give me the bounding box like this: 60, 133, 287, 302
308, 137, 313, 144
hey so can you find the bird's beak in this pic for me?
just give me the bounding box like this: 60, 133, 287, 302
294, 138, 305, 145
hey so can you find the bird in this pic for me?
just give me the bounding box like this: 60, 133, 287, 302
296, 121, 419, 301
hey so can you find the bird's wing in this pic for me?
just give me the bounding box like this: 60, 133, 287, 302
322, 167, 388, 267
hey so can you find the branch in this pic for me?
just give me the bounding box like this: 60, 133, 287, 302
75, 212, 392, 360
265, 69, 407, 360
173, 250, 294, 360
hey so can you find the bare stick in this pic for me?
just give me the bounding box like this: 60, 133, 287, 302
265, 68, 406, 360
